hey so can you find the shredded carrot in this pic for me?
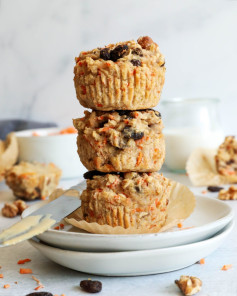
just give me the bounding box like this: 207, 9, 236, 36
100, 127, 111, 132
18, 258, 31, 265
155, 198, 160, 207
221, 264, 232, 270
60, 223, 64, 229
59, 127, 77, 134
0, 274, 3, 278
20, 268, 32, 274
136, 151, 143, 165
32, 275, 41, 285
199, 258, 205, 264
97, 103, 103, 107
32, 132, 39, 136
41, 196, 46, 200
54, 226, 60, 230
3, 284, 10, 289
135, 208, 143, 212
201, 190, 207, 194
177, 223, 183, 228
35, 285, 44, 291
134, 112, 139, 118
81, 85, 87, 95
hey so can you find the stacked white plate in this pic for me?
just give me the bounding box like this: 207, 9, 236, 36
24, 191, 234, 276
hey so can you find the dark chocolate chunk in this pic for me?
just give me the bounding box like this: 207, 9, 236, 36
116, 110, 132, 118
80, 280, 102, 293
207, 186, 224, 192
132, 48, 143, 56
100, 48, 110, 60
131, 59, 141, 66
123, 126, 144, 140
84, 171, 124, 180
154, 110, 161, 118
26, 292, 53, 296
135, 186, 142, 193
110, 45, 128, 62
226, 159, 235, 165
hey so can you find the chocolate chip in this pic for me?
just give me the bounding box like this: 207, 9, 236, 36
80, 280, 102, 293
135, 186, 142, 193
84, 171, 124, 180
226, 159, 235, 165
131, 59, 141, 66
26, 293, 53, 296
110, 45, 128, 62
207, 186, 224, 192
116, 110, 133, 118
154, 111, 161, 118
100, 48, 110, 60
132, 48, 143, 56
123, 127, 144, 140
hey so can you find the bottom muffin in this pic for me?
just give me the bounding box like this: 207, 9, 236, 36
5, 161, 62, 200
81, 171, 171, 230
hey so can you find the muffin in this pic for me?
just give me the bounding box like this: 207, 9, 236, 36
5, 162, 62, 200
81, 171, 171, 230
215, 136, 237, 176
74, 36, 165, 110
73, 109, 165, 172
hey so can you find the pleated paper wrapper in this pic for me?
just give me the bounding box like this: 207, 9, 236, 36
186, 148, 237, 186
63, 181, 195, 235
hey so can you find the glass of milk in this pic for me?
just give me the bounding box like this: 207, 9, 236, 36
159, 98, 224, 172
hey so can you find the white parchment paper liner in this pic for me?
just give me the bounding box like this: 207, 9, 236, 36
64, 181, 195, 234
186, 148, 237, 186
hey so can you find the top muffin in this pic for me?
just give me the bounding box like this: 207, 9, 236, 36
74, 36, 165, 110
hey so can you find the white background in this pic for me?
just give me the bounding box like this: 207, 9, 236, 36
0, 0, 236, 133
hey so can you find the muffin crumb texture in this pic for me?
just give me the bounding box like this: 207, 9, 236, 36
74, 36, 165, 110
80, 172, 171, 230
5, 162, 62, 200
73, 109, 165, 172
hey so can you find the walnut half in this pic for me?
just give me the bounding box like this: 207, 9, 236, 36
175, 275, 202, 296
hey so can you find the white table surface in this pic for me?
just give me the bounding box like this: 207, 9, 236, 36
0, 173, 237, 296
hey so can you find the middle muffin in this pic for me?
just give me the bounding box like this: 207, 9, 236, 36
73, 109, 165, 172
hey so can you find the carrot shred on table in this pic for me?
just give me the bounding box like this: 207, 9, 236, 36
3, 284, 10, 289
0, 274, 3, 278
19, 268, 32, 274
18, 258, 31, 265
221, 264, 232, 270
60, 223, 64, 229
32, 275, 41, 285
177, 223, 183, 228
34, 284, 44, 290
199, 258, 205, 264
201, 190, 207, 194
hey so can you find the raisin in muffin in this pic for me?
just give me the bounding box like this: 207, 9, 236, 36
73, 109, 165, 172
74, 36, 165, 110
215, 136, 237, 176
81, 171, 171, 230
5, 162, 62, 200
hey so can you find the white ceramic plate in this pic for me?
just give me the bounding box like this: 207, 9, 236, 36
23, 194, 234, 252
29, 221, 233, 276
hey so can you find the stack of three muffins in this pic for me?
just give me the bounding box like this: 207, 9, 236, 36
73, 36, 171, 232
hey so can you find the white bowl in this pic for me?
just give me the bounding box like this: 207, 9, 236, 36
15, 128, 86, 178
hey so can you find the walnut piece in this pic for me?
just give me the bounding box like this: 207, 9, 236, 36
2, 203, 19, 218
175, 275, 202, 296
13, 200, 28, 214
137, 36, 157, 50
218, 185, 237, 200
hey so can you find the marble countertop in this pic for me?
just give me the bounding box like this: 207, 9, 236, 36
0, 174, 237, 296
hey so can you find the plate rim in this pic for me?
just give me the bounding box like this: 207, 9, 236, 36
22, 194, 234, 239
29, 220, 234, 256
